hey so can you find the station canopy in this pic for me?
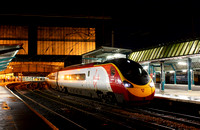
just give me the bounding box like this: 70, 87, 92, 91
0, 44, 22, 71
129, 40, 200, 72
82, 46, 132, 64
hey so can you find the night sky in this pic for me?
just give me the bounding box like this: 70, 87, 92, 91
1, 1, 200, 50
111, 1, 200, 50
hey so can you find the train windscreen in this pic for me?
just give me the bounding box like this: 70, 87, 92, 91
105, 58, 150, 85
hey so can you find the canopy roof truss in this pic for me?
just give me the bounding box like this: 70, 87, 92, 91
0, 44, 22, 71
129, 40, 200, 63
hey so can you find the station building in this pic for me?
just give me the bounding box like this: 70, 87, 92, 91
0, 13, 112, 81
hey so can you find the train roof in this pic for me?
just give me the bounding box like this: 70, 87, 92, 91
59, 58, 138, 72
59, 62, 98, 71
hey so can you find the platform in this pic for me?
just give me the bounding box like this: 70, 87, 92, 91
155, 84, 200, 103
0, 83, 51, 130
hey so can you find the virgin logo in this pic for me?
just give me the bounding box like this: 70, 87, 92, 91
141, 89, 145, 93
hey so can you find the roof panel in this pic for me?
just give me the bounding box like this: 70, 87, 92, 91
129, 40, 200, 62
139, 50, 145, 61
138, 51, 145, 61
156, 46, 163, 59
144, 49, 151, 61
194, 40, 200, 54
0, 44, 22, 71
134, 52, 138, 61
171, 43, 180, 57
167, 44, 176, 57
160, 46, 167, 58
164, 44, 172, 58
151, 47, 159, 60
184, 41, 194, 55
150, 48, 156, 60
129, 52, 135, 60
189, 41, 196, 55
180, 42, 189, 56
175, 43, 184, 56
135, 51, 140, 61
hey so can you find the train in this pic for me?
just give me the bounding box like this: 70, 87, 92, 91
46, 58, 155, 103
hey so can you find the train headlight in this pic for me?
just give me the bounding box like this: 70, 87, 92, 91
123, 81, 134, 88
149, 80, 155, 88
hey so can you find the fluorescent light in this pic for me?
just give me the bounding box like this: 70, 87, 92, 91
182, 69, 187, 72
106, 55, 113, 59
178, 62, 187, 65
143, 66, 148, 69
106, 53, 126, 60
169, 71, 175, 73
114, 53, 121, 57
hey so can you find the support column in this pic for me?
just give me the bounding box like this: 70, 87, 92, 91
28, 25, 37, 56
153, 66, 156, 83
174, 71, 176, 84
188, 58, 192, 91
170, 64, 176, 84
160, 61, 165, 91
148, 63, 151, 75
192, 70, 195, 85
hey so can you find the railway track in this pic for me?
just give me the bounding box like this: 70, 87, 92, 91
39, 88, 200, 129
7, 82, 200, 129
132, 106, 200, 128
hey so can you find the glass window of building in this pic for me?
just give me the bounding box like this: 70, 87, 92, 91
37, 27, 95, 55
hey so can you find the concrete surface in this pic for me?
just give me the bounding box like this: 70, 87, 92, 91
0, 83, 51, 130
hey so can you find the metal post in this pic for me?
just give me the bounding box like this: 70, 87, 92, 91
126, 54, 129, 59
192, 70, 194, 85
160, 61, 165, 91
170, 64, 176, 84
174, 71, 176, 84
164, 71, 165, 84
148, 63, 151, 75
188, 58, 192, 91
153, 66, 156, 83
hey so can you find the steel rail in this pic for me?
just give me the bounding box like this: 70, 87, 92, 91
15, 88, 87, 130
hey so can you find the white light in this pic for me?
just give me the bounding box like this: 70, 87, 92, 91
182, 69, 187, 72
106, 53, 126, 60
143, 66, 148, 70
178, 62, 187, 65
60, 75, 64, 79
169, 71, 175, 73
149, 80, 155, 87
114, 53, 121, 57
106, 55, 113, 59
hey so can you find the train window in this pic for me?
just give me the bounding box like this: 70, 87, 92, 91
88, 71, 90, 77
64, 73, 86, 80
110, 66, 115, 76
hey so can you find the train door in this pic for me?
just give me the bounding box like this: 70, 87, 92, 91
86, 69, 92, 89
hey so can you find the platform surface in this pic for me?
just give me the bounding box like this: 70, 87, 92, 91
155, 84, 200, 103
0, 83, 51, 130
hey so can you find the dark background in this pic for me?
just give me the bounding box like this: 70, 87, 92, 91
1, 1, 200, 50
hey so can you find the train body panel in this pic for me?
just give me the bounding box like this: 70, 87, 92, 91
127, 79, 155, 98
46, 58, 155, 103
98, 63, 130, 101
47, 72, 58, 89
58, 67, 112, 92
